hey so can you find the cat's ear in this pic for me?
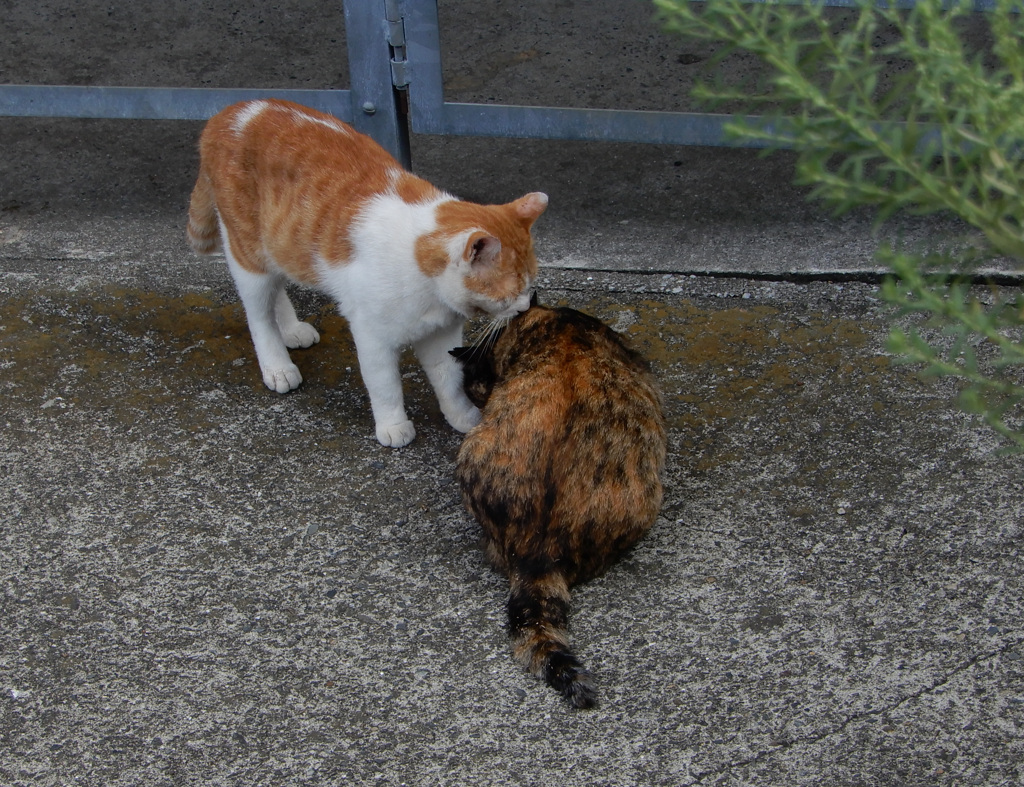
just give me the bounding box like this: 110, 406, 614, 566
529, 290, 540, 308
449, 346, 473, 363
512, 192, 548, 225
465, 232, 502, 268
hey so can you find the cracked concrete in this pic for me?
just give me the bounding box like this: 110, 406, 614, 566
2, 2, 1023, 786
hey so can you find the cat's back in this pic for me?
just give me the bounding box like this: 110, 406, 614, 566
200, 99, 396, 186
460, 307, 666, 579
195, 99, 445, 277
492, 307, 662, 425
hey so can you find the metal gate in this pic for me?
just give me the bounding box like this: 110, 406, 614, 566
0, 0, 1001, 168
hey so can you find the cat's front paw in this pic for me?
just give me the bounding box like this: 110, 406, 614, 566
376, 419, 416, 448
445, 404, 482, 434
261, 363, 303, 393
281, 322, 320, 349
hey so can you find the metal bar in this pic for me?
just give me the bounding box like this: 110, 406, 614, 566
401, 0, 447, 135
427, 102, 953, 151
0, 84, 353, 121
344, 0, 412, 167
424, 102, 778, 148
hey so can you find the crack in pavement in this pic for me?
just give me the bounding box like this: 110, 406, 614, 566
683, 639, 1021, 785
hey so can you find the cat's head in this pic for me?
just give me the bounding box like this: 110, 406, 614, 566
450, 343, 499, 408
417, 192, 548, 320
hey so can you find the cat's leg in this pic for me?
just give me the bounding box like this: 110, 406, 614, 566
224, 246, 303, 393
274, 287, 320, 349
348, 324, 416, 447
414, 322, 482, 434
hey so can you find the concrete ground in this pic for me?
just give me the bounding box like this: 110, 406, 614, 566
2, 2, 1023, 786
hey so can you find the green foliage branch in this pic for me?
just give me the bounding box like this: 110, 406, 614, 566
655, 0, 1024, 448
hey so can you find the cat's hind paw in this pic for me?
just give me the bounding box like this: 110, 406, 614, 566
261, 363, 303, 394
445, 404, 482, 434
375, 419, 416, 448
281, 322, 320, 349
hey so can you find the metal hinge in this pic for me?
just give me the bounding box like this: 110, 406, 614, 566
385, 0, 409, 89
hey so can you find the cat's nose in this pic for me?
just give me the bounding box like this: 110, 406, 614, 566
512, 291, 533, 313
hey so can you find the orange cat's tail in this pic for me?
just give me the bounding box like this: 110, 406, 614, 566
186, 169, 221, 254
508, 570, 597, 709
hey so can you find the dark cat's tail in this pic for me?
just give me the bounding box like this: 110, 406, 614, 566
508, 570, 597, 709
186, 169, 221, 255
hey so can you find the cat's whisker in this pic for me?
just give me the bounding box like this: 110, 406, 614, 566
481, 317, 503, 346
467, 316, 506, 361
483, 319, 507, 355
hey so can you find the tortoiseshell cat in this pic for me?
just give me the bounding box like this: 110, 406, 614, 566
453, 302, 667, 708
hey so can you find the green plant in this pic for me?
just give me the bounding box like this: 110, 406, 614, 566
655, 0, 1024, 448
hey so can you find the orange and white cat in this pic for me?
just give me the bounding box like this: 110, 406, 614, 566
187, 99, 547, 447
